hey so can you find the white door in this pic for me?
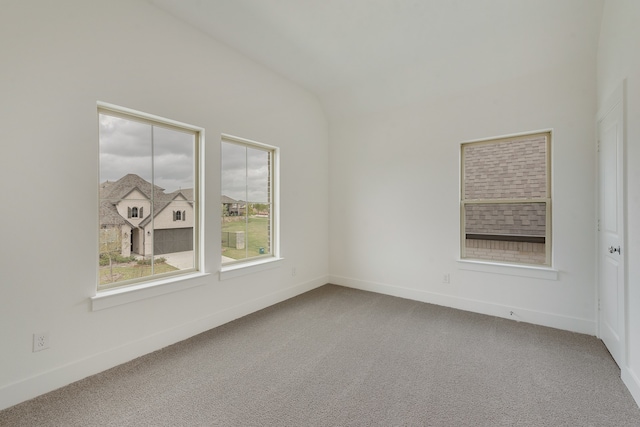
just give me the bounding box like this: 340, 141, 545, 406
597, 91, 625, 368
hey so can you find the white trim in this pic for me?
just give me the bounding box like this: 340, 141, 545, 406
622, 367, 640, 409
595, 80, 626, 368
91, 272, 211, 311
330, 275, 592, 334
1, 276, 328, 411
457, 259, 559, 280
461, 128, 554, 145
597, 81, 625, 121
97, 101, 204, 133
220, 133, 281, 269
459, 130, 553, 267
221, 133, 278, 151
96, 101, 205, 295
219, 257, 284, 280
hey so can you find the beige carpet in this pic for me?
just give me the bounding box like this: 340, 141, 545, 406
2, 284, 640, 426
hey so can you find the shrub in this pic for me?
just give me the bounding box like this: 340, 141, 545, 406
136, 257, 167, 265
99, 253, 135, 266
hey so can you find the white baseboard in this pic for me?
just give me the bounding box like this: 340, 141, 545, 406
329, 275, 595, 335
0, 276, 327, 412
622, 367, 640, 409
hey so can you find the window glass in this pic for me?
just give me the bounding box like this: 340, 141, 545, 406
461, 133, 550, 266
98, 107, 199, 291
221, 137, 276, 265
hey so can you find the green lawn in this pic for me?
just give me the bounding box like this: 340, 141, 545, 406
99, 261, 178, 286
222, 216, 270, 260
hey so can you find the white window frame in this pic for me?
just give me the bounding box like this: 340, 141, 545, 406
220, 134, 281, 279
460, 131, 552, 268
94, 102, 205, 304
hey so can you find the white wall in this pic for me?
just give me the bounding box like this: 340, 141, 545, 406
329, 57, 599, 332
598, 0, 640, 407
0, 0, 329, 410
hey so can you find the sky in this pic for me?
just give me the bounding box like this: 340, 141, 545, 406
221, 141, 270, 203
99, 114, 194, 193
99, 113, 271, 202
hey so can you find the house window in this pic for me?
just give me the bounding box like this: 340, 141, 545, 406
98, 104, 200, 291
221, 135, 278, 266
461, 132, 551, 266
173, 210, 185, 221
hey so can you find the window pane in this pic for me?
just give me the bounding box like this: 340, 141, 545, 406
246, 204, 271, 256
247, 147, 270, 204
98, 108, 199, 291
221, 142, 247, 202
221, 139, 275, 265
153, 126, 195, 197
152, 198, 194, 271
464, 202, 546, 265
464, 136, 546, 200
221, 216, 248, 262
99, 114, 152, 184
464, 203, 546, 237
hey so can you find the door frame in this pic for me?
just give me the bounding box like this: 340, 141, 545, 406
595, 79, 627, 366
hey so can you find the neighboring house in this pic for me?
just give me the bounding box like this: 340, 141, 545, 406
99, 174, 194, 258
464, 136, 547, 242
221, 195, 246, 216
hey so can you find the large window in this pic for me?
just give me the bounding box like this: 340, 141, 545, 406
98, 105, 200, 291
461, 132, 551, 266
221, 135, 278, 266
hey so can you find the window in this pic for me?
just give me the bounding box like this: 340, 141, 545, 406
221, 135, 278, 266
173, 210, 185, 221
98, 104, 200, 291
461, 132, 551, 266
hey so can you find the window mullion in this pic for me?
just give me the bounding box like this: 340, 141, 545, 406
150, 125, 155, 276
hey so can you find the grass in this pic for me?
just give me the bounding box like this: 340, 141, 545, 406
222, 216, 270, 260
99, 260, 178, 286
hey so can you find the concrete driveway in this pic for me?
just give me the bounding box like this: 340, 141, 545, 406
162, 251, 238, 269
162, 251, 194, 270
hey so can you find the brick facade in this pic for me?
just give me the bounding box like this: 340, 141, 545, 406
465, 239, 546, 265
462, 134, 549, 264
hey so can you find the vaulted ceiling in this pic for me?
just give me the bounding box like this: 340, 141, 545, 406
149, 0, 604, 119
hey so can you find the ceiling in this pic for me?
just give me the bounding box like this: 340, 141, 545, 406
149, 0, 604, 119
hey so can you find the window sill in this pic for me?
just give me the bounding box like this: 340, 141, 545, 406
219, 257, 284, 280
91, 272, 210, 311
457, 259, 558, 280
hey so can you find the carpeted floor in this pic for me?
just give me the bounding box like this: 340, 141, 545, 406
2, 284, 640, 426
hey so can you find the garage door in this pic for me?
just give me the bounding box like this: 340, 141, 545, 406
154, 228, 193, 255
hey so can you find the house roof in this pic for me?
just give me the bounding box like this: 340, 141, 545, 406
221, 195, 237, 204
139, 190, 194, 228
100, 174, 194, 228
100, 173, 166, 201
99, 200, 134, 228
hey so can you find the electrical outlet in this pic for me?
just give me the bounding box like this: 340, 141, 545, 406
33, 332, 50, 352
443, 273, 450, 284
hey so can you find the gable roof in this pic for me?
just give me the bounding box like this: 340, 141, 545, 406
100, 174, 194, 228
99, 200, 134, 228
139, 189, 194, 228
221, 195, 238, 204
100, 173, 165, 201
